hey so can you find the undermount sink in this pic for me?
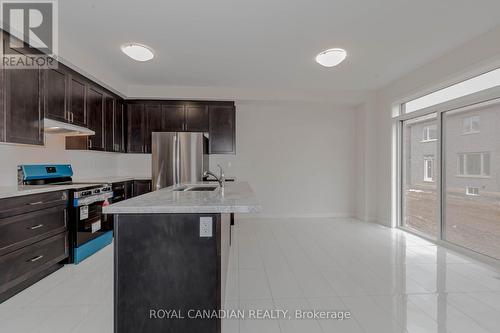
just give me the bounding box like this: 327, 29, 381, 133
173, 185, 218, 192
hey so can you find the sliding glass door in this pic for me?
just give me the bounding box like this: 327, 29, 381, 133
402, 114, 439, 239
443, 101, 500, 259
399, 95, 500, 260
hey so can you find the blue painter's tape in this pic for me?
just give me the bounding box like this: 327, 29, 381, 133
74, 231, 113, 264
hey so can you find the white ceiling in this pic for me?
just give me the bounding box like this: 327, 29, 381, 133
59, 0, 500, 103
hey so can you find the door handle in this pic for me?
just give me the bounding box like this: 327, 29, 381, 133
28, 201, 43, 205
27, 255, 44, 262
28, 224, 44, 230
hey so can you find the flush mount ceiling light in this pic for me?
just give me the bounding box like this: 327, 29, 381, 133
121, 43, 154, 62
315, 48, 347, 67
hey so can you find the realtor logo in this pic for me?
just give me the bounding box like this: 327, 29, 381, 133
1, 0, 58, 68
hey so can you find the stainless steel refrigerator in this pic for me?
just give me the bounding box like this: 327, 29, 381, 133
152, 132, 209, 190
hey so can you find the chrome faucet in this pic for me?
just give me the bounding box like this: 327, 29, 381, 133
204, 164, 225, 189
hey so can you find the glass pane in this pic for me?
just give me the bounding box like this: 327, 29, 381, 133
443, 102, 500, 259
402, 114, 439, 238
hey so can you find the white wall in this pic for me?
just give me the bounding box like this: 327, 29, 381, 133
354, 95, 379, 222
0, 100, 357, 219
363, 25, 500, 226
210, 100, 357, 218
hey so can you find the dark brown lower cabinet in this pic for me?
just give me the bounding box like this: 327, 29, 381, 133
111, 181, 133, 202
133, 180, 152, 197
0, 191, 68, 303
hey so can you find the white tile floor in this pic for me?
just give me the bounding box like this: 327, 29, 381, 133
2, 218, 500, 333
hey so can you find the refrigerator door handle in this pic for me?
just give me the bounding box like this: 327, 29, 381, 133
176, 133, 181, 184
172, 134, 176, 186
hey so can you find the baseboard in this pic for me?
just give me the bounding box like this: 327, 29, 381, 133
236, 212, 354, 220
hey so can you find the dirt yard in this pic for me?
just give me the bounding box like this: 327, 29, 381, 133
404, 186, 500, 259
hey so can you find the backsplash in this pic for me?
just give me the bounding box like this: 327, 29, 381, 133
0, 135, 148, 186
0, 135, 234, 187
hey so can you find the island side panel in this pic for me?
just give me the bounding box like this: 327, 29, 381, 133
219, 213, 231, 312
114, 213, 221, 333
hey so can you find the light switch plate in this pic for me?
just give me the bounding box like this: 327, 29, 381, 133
200, 217, 213, 237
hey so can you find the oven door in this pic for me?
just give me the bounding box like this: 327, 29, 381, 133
74, 200, 112, 247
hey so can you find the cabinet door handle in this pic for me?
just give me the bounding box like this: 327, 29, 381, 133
28, 201, 44, 205
27, 255, 44, 262
28, 224, 44, 230
70, 112, 74, 123
89, 139, 93, 149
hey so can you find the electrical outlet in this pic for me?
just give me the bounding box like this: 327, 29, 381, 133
199, 217, 213, 237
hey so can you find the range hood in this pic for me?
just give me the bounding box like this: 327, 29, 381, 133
44, 118, 95, 136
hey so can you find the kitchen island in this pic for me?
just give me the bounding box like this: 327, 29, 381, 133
103, 182, 260, 333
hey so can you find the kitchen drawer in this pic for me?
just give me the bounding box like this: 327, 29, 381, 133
0, 191, 68, 219
112, 182, 127, 202
0, 232, 68, 295
0, 205, 67, 256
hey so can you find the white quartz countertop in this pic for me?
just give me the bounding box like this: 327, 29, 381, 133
0, 176, 151, 199
103, 181, 261, 214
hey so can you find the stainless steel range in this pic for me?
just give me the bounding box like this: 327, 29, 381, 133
18, 164, 113, 264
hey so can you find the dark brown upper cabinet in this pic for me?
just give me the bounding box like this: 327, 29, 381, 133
44, 68, 67, 123
185, 104, 208, 132
3, 42, 43, 145
145, 104, 162, 153
114, 100, 125, 152
162, 104, 185, 131
43, 66, 89, 128
104, 96, 115, 152
4, 67, 43, 145
127, 103, 146, 153
209, 104, 235, 154
86, 87, 104, 150
1, 32, 43, 145
68, 75, 87, 127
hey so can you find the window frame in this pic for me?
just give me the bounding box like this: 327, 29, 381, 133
462, 115, 480, 135
456, 152, 491, 178
423, 155, 435, 182
422, 125, 438, 142
465, 186, 480, 196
